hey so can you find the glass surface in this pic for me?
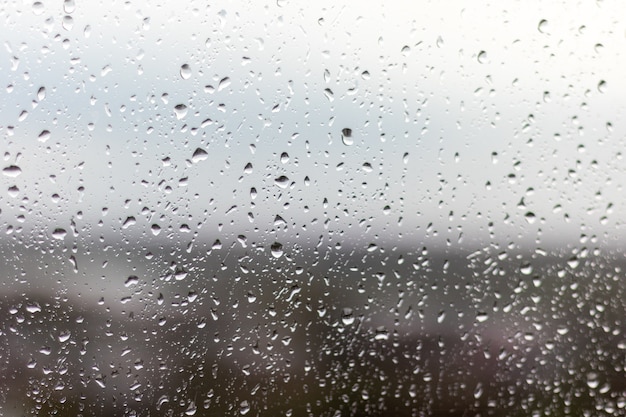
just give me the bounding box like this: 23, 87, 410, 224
1, 1, 626, 416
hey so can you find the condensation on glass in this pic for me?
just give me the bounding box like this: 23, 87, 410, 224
1, 1, 625, 416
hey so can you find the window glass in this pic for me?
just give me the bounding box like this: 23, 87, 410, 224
2, 1, 625, 416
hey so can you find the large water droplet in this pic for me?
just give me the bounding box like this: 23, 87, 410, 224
477, 50, 488, 64
3, 165, 21, 177
341, 307, 354, 325
341, 128, 353, 146
174, 104, 188, 120
274, 175, 289, 188
52, 228, 67, 240
180, 64, 191, 80
270, 242, 284, 258
192, 147, 208, 163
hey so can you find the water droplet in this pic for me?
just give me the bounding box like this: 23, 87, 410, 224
598, 80, 607, 93
274, 175, 289, 188
374, 326, 389, 340
323, 88, 334, 101
2, 165, 22, 178
63, 0, 75, 13
280, 152, 289, 163
185, 402, 197, 415
520, 263, 533, 275
239, 400, 250, 415
538, 19, 549, 34
341, 128, 353, 146
477, 50, 488, 64
270, 242, 283, 258
476, 312, 489, 323
58, 330, 71, 342
180, 64, 191, 80
341, 307, 354, 325
26, 303, 42, 313
124, 275, 139, 287
524, 211, 536, 224
38, 130, 51, 142
401, 45, 411, 56
192, 147, 208, 162
62, 15, 73, 31
174, 104, 188, 120
52, 228, 67, 240
218, 77, 231, 91
32, 1, 44, 15
151, 224, 161, 235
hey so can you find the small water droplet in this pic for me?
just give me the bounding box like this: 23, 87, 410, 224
122, 216, 136, 229
218, 77, 231, 91
180, 64, 191, 80
239, 400, 250, 415
538, 19, 549, 34
174, 104, 188, 120
26, 303, 42, 313
58, 331, 71, 342
270, 242, 284, 258
63, 0, 75, 13
476, 312, 489, 323
341, 307, 354, 325
38, 130, 51, 142
185, 402, 197, 415
32, 1, 44, 15
341, 128, 353, 146
52, 228, 67, 240
477, 50, 488, 64
598, 80, 607, 93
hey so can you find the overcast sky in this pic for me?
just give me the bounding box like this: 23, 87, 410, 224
2, 0, 626, 249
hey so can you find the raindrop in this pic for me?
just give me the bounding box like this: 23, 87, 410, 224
341, 128, 353, 146
52, 228, 67, 240
185, 402, 197, 415
32, 1, 44, 15
477, 50, 488, 64
239, 400, 250, 415
124, 275, 139, 287
63, 0, 75, 13
62, 15, 73, 31
174, 104, 188, 120
274, 175, 289, 188
341, 307, 355, 325
58, 331, 71, 342
192, 147, 208, 163
323, 88, 334, 101
537, 19, 549, 34
270, 242, 284, 258
598, 80, 607, 93
218, 77, 231, 91
151, 224, 161, 235
2, 165, 22, 178
26, 303, 42, 313
476, 312, 489, 323
38, 130, 51, 142
180, 64, 191, 80
37, 87, 46, 100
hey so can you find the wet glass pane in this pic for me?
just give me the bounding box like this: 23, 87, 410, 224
2, 1, 626, 416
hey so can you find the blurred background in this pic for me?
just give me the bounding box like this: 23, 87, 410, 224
1, 0, 625, 416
